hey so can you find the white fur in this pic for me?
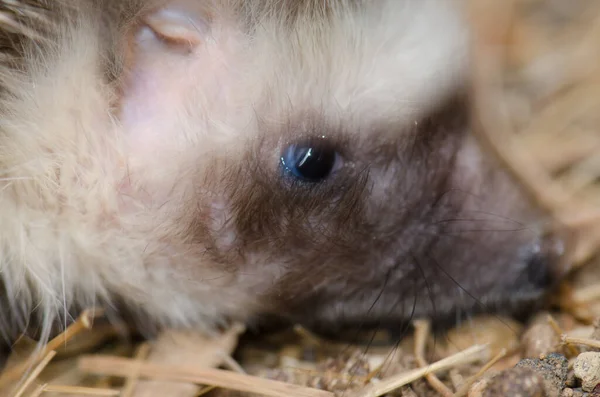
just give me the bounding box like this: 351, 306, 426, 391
0, 0, 469, 340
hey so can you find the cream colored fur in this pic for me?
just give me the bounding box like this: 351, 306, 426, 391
0, 0, 469, 341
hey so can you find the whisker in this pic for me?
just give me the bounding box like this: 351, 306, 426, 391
361, 260, 421, 389
434, 218, 524, 226
411, 252, 439, 366
424, 252, 521, 335
339, 267, 393, 356
340, 264, 416, 397
439, 227, 529, 234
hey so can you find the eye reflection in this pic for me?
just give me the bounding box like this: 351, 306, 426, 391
281, 144, 340, 182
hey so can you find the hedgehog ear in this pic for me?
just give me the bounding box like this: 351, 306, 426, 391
141, 1, 211, 49
133, 0, 211, 51
118, 1, 226, 148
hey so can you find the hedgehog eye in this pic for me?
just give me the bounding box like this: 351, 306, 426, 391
281, 144, 341, 182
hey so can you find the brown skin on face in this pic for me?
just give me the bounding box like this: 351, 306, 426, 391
186, 92, 566, 335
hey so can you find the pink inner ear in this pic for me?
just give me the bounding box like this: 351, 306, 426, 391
144, 3, 210, 47
118, 2, 233, 166
118, 5, 209, 164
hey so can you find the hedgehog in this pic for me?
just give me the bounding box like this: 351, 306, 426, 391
0, 0, 569, 352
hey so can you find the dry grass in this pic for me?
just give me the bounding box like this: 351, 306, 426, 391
0, 313, 497, 397
468, 0, 600, 266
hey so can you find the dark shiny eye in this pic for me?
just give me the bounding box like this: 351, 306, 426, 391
281, 144, 340, 182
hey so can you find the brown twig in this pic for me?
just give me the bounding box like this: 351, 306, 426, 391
452, 348, 507, 397
562, 335, 600, 350
26, 384, 46, 397
220, 354, 247, 374
11, 350, 56, 397
548, 315, 579, 356
196, 386, 217, 396
0, 309, 102, 387
120, 342, 151, 397
78, 354, 335, 397
42, 385, 120, 396
413, 319, 454, 397
348, 344, 489, 397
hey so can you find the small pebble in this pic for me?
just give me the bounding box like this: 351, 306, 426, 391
482, 367, 546, 397
561, 388, 574, 397
561, 388, 585, 397
573, 351, 600, 392
516, 353, 568, 395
